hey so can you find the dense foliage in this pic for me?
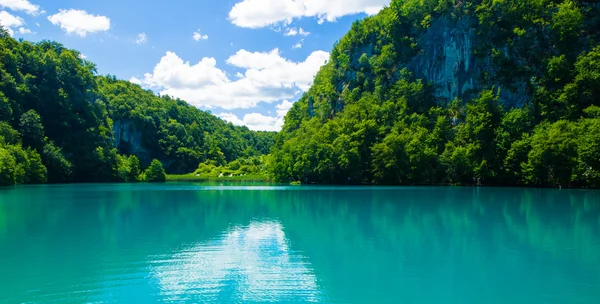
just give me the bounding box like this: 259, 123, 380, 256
270, 0, 600, 188
0, 29, 274, 186
141, 159, 167, 182
98, 76, 276, 173
166, 156, 269, 182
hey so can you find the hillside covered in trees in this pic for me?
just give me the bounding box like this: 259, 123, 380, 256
0, 29, 274, 186
269, 0, 600, 187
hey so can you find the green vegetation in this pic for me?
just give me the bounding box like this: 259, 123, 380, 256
2, 0, 600, 188
269, 0, 600, 188
167, 156, 269, 182
0, 28, 274, 186
98, 76, 275, 173
141, 159, 167, 182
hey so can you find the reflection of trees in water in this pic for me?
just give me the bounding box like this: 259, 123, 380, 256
0, 185, 599, 302
269, 187, 600, 303
270, 188, 600, 261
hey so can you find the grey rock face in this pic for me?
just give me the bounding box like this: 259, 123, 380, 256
112, 120, 148, 160
408, 16, 477, 102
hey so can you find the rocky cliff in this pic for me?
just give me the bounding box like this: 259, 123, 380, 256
296, 0, 600, 120
112, 120, 149, 162
271, 0, 600, 187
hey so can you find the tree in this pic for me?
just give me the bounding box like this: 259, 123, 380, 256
117, 154, 141, 182
19, 110, 45, 150
24, 148, 47, 184
143, 159, 166, 182
127, 155, 141, 182
42, 142, 72, 183
0, 147, 17, 186
523, 121, 577, 187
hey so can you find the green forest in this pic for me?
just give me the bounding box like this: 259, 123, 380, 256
269, 0, 600, 188
2, 0, 600, 188
0, 29, 274, 186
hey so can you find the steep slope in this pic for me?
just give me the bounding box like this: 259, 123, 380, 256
0, 30, 274, 185
270, 0, 600, 187
98, 76, 275, 173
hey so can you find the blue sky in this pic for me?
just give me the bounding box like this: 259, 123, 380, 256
1, 0, 389, 131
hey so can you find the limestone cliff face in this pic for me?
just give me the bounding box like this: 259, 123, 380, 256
407, 16, 527, 107
407, 16, 478, 103
324, 16, 527, 113
112, 120, 149, 161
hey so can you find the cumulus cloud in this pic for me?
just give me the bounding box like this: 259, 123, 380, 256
142, 52, 229, 89
139, 48, 329, 109
135, 32, 147, 44
276, 99, 294, 117
292, 39, 304, 49
192, 30, 208, 41
0, 0, 40, 15
129, 77, 142, 85
79, 53, 87, 59
0, 10, 24, 35
218, 113, 245, 126
218, 99, 294, 131
229, 0, 387, 28
47, 9, 110, 37
284, 27, 310, 36
298, 27, 310, 36
284, 27, 297, 36
0, 10, 23, 27
17, 26, 30, 34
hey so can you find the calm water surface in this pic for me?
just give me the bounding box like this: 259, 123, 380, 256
0, 183, 599, 303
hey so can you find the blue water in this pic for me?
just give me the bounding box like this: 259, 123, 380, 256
0, 183, 599, 303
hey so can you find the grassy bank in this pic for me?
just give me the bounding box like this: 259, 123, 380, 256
166, 173, 270, 182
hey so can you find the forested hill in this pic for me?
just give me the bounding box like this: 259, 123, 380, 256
270, 0, 600, 187
0, 29, 274, 185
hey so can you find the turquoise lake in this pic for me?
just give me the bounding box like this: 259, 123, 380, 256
0, 184, 599, 303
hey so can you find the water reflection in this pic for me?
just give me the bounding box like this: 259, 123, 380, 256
152, 221, 319, 303
0, 184, 599, 303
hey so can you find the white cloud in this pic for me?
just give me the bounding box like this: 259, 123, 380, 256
276, 99, 293, 117
292, 39, 304, 49
284, 27, 297, 36
218, 112, 245, 126
0, 10, 24, 35
229, 0, 387, 28
129, 77, 142, 85
0, 0, 40, 15
192, 30, 208, 41
0, 10, 23, 27
47, 9, 110, 37
135, 32, 147, 44
79, 53, 87, 59
17, 26, 30, 34
139, 48, 329, 110
284, 27, 310, 36
143, 51, 229, 89
298, 27, 310, 36
219, 100, 294, 131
